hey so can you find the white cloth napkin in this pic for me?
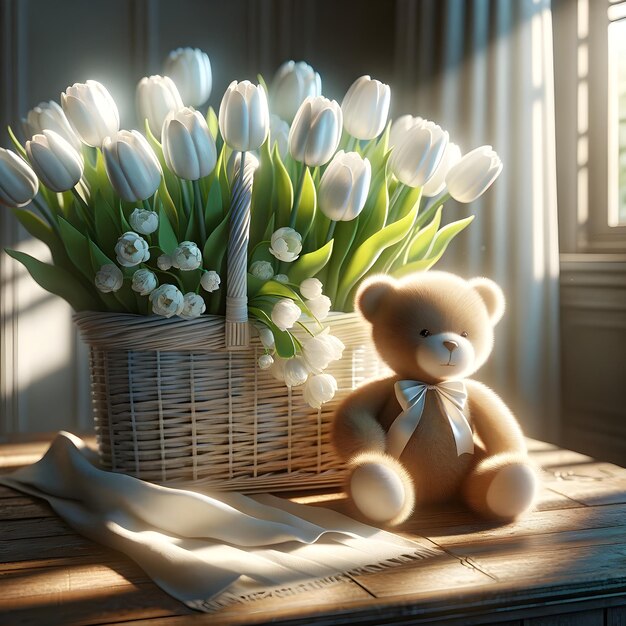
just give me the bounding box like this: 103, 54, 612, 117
0, 432, 438, 612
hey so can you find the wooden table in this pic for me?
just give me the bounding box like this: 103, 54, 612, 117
1, 438, 626, 626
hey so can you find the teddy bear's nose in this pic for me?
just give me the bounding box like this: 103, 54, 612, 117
443, 340, 458, 353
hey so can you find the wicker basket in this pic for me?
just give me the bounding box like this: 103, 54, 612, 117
74, 156, 384, 492
74, 311, 382, 491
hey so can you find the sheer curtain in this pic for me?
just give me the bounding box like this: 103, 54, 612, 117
394, 0, 560, 440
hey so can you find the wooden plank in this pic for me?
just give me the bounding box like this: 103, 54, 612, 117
524, 609, 604, 625
0, 515, 73, 541
0, 533, 102, 563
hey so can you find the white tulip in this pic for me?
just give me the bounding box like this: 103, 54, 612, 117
129, 208, 159, 235
341, 75, 390, 140
163, 47, 212, 107
180, 292, 206, 319
94, 264, 123, 293
445, 145, 503, 203
318, 151, 371, 222
270, 60, 322, 123
269, 114, 290, 160
422, 142, 462, 198
200, 270, 221, 292
115, 231, 150, 267
0, 148, 39, 208
389, 114, 422, 149
269, 357, 286, 382
256, 325, 275, 350
306, 295, 332, 320
389, 121, 449, 188
258, 354, 274, 370
136, 75, 183, 139
288, 96, 343, 166
302, 329, 345, 373
226, 150, 259, 185
61, 80, 120, 147
157, 254, 173, 271
303, 373, 338, 408
149, 284, 185, 318
131, 268, 158, 295
25, 130, 83, 193
102, 130, 162, 202
269, 227, 302, 262
271, 298, 301, 331
283, 356, 309, 387
250, 260, 274, 280
273, 274, 289, 284
162, 107, 217, 181
172, 241, 202, 271
300, 277, 323, 300
22, 100, 81, 151
219, 80, 270, 152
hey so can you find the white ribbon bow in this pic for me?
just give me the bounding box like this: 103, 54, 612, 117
386, 380, 474, 458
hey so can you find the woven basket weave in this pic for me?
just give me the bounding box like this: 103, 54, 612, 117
74, 311, 383, 491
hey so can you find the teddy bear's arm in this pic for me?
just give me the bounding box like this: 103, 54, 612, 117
464, 379, 527, 456
332, 377, 395, 460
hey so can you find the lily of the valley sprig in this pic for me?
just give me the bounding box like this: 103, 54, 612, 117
0, 47, 503, 409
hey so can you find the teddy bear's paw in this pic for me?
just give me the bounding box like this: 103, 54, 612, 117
485, 462, 538, 519
348, 453, 415, 526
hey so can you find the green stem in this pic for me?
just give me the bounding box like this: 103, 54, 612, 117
387, 183, 408, 222
142, 198, 152, 213
70, 187, 95, 232
325, 220, 337, 244
31, 195, 62, 238
288, 164, 307, 230
192, 179, 207, 242
155, 268, 184, 291
180, 180, 191, 220
345, 135, 357, 153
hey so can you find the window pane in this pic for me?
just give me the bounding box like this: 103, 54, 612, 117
608, 17, 626, 224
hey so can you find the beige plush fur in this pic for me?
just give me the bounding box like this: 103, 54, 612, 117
333, 271, 538, 526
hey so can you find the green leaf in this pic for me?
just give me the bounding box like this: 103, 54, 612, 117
353, 158, 390, 248
95, 148, 115, 206
288, 240, 334, 286
144, 118, 181, 210
248, 305, 297, 358
202, 210, 231, 269
324, 218, 360, 307
249, 138, 274, 249
256, 280, 303, 302
362, 124, 390, 174
93, 192, 120, 256
393, 215, 475, 278
58, 217, 95, 281
206, 106, 219, 141
394, 185, 422, 222
256, 73, 269, 95
158, 205, 178, 255
336, 205, 419, 310
405, 207, 443, 262
204, 180, 223, 234
5, 249, 100, 311
7, 126, 27, 159
294, 167, 316, 240
271, 143, 293, 229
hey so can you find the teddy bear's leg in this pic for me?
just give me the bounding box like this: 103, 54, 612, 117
347, 452, 415, 526
461, 452, 539, 520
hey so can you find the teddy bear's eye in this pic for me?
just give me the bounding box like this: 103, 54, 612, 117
461, 331, 468, 338
419, 329, 431, 337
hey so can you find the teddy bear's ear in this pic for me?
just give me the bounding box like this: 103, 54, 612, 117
355, 275, 397, 322
468, 277, 505, 325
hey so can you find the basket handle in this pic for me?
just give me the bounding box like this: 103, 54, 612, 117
225, 152, 255, 349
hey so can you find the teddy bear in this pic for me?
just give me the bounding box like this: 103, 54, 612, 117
332, 271, 538, 526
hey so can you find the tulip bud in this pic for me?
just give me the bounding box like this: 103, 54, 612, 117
25, 130, 84, 193
302, 330, 344, 373
250, 260, 275, 281
341, 75, 390, 140
162, 107, 217, 181
271, 298, 301, 331
95, 264, 123, 293
289, 96, 343, 167
131, 268, 158, 295
283, 356, 309, 387
258, 354, 274, 370
171, 241, 202, 271
389, 114, 423, 149
157, 254, 173, 271
0, 148, 39, 208
306, 295, 331, 320
129, 207, 159, 235
318, 151, 371, 222
303, 373, 338, 408
219, 80, 270, 152
149, 284, 185, 318
270, 60, 322, 124
136, 75, 183, 139
389, 121, 449, 188
422, 142, 462, 197
269, 114, 289, 160
22, 100, 81, 152
61, 80, 120, 147
115, 231, 150, 267
300, 278, 323, 300
200, 270, 221, 292
269, 227, 302, 262
163, 47, 212, 107
102, 130, 162, 202
445, 145, 503, 203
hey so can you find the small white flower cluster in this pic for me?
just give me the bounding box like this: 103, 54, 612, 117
256, 279, 343, 409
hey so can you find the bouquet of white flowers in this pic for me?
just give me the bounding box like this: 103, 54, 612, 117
0, 49, 501, 487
